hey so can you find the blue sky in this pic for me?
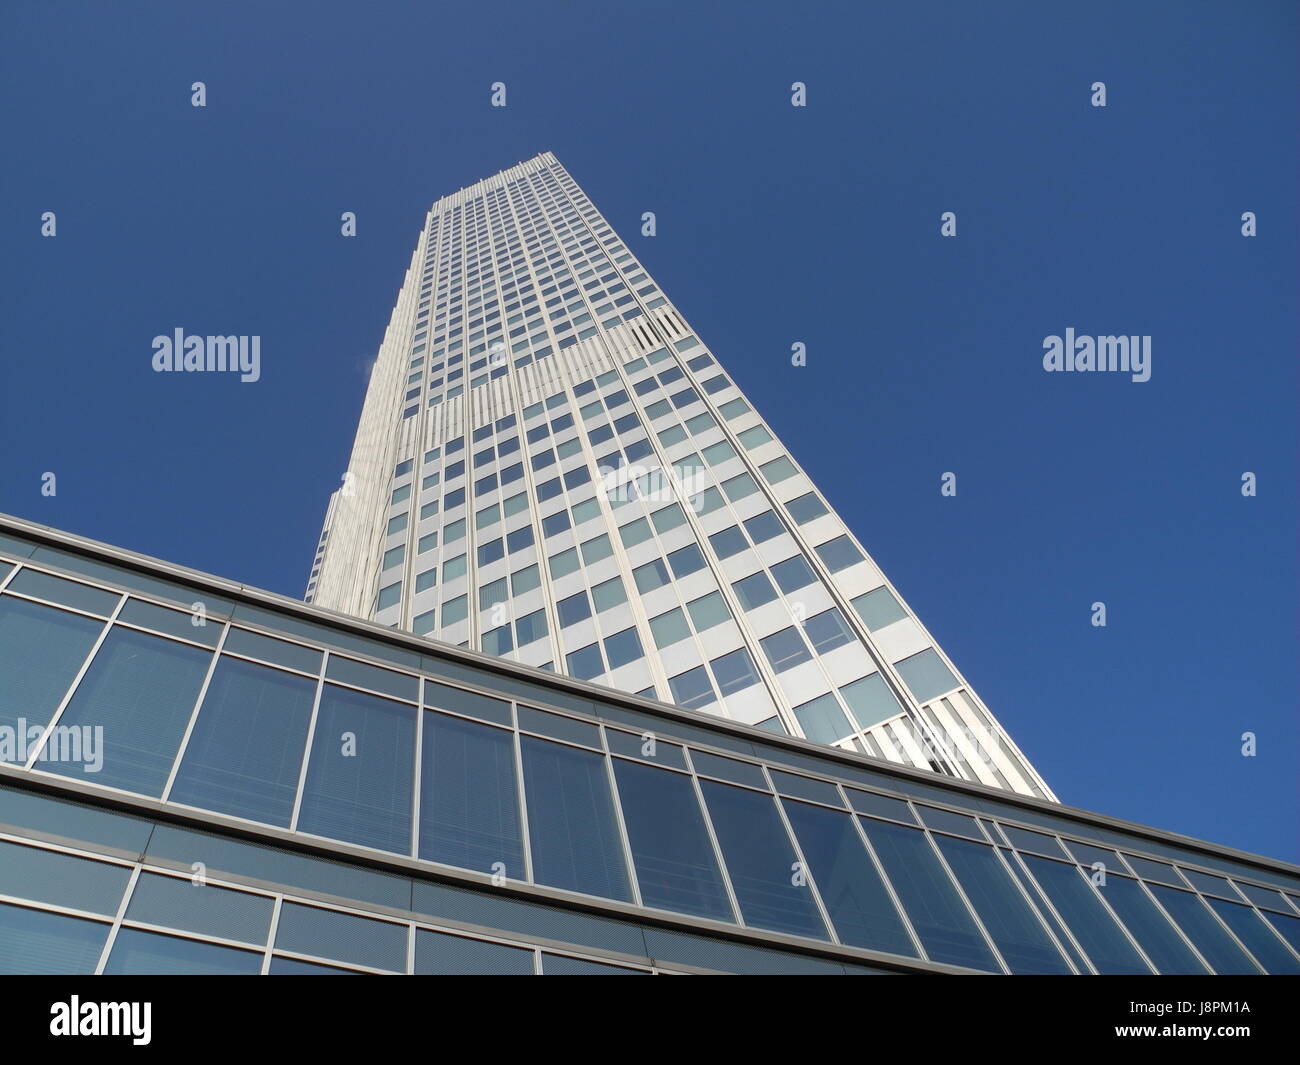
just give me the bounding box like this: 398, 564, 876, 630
1, 1, 1295, 862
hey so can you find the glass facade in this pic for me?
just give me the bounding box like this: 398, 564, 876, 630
305, 151, 1053, 800
1, 519, 1298, 975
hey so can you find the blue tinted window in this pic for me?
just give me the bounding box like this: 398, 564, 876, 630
0, 596, 102, 742
0, 901, 108, 975
781, 798, 915, 956
793, 693, 850, 743
668, 666, 715, 710
1147, 885, 1260, 974
169, 657, 317, 827
1203, 898, 1300, 973
699, 780, 827, 940
760, 626, 812, 673
732, 571, 778, 611
933, 836, 1071, 974
413, 712, 520, 879
50, 627, 212, 796
105, 928, 262, 975
743, 510, 784, 543
415, 929, 535, 975
603, 627, 643, 670
771, 555, 816, 593
1022, 856, 1151, 974
296, 684, 416, 855
557, 591, 592, 627
520, 736, 631, 902
1096, 875, 1209, 974
709, 526, 749, 560
711, 647, 760, 697
667, 543, 706, 578
565, 643, 604, 681
859, 818, 1001, 971
804, 608, 855, 655
275, 902, 407, 972
613, 759, 733, 921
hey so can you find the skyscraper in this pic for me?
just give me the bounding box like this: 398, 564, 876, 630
307, 152, 1053, 799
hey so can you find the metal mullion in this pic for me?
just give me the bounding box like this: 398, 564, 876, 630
287, 653, 330, 832
759, 765, 839, 945
598, 724, 642, 908
24, 591, 128, 768
838, 783, 928, 963
93, 864, 142, 975
510, 701, 534, 884
160, 620, 233, 801
681, 747, 744, 927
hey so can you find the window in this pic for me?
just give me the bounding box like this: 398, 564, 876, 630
1095, 876, 1208, 974
418, 712, 524, 877
520, 735, 631, 901
721, 472, 759, 502
1022, 857, 1151, 974
895, 648, 958, 703
633, 558, 671, 593
931, 836, 1073, 974
738, 425, 774, 449
511, 564, 540, 595
0, 902, 110, 975
859, 819, 1001, 971
743, 510, 784, 544
557, 591, 592, 627
667, 543, 706, 578
565, 642, 605, 681
786, 492, 828, 524
442, 554, 467, 581
667, 666, 715, 711
477, 538, 504, 566
549, 547, 580, 579
791, 693, 850, 743
771, 555, 817, 594
686, 591, 730, 631
506, 525, 534, 553
840, 674, 904, 729
442, 595, 468, 626
603, 627, 643, 670
514, 609, 548, 646
710, 647, 760, 697
699, 780, 827, 939
591, 576, 626, 612
619, 518, 652, 548
481, 624, 513, 656
169, 657, 317, 827
759, 626, 812, 673
780, 799, 915, 956
852, 586, 908, 631
649, 608, 691, 649
47, 627, 211, 797
804, 608, 855, 654
0, 597, 103, 738
709, 526, 749, 559
541, 510, 571, 537
650, 504, 686, 534
815, 534, 863, 572
612, 759, 733, 921
580, 534, 613, 564
733, 571, 778, 611
296, 684, 416, 855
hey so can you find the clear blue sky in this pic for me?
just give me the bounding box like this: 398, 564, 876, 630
1, 1, 1295, 862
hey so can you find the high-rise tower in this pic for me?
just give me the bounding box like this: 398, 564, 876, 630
307, 151, 1052, 799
